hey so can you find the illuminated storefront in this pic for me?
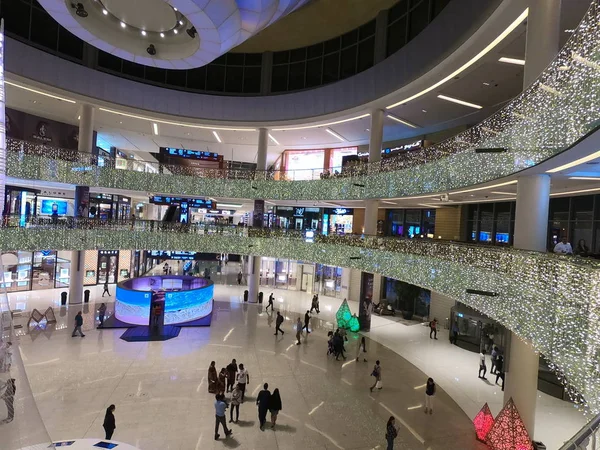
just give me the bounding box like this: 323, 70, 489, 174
323, 208, 353, 235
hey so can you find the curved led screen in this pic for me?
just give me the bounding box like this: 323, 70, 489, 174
115, 287, 152, 326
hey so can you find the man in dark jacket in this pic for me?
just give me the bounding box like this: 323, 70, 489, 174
274, 312, 285, 336
72, 311, 85, 337
256, 383, 271, 430
226, 359, 238, 393
302, 310, 311, 334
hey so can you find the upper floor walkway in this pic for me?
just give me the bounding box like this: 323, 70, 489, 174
1, 215, 599, 415
6, 0, 600, 200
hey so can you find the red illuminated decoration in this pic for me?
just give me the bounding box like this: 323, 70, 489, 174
486, 397, 533, 450
473, 402, 495, 442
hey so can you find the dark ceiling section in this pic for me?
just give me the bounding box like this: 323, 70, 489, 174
0, 0, 452, 96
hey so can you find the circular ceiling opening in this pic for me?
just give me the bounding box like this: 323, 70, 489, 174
102, 0, 177, 32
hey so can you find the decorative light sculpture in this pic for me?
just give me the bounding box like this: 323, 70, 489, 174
336, 298, 352, 329
486, 398, 533, 450
473, 402, 495, 442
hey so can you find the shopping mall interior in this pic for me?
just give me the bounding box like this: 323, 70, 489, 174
1, 0, 600, 449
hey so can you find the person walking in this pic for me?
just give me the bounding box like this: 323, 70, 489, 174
0, 378, 16, 423
310, 295, 318, 314
478, 352, 488, 380
295, 317, 303, 345
71, 311, 85, 337
266, 293, 274, 311
208, 361, 218, 393
370, 360, 382, 392
495, 355, 505, 390
268, 388, 282, 429
237, 271, 243, 285
236, 363, 249, 402
450, 321, 459, 345
256, 383, 271, 431
302, 310, 311, 334
274, 311, 285, 336
385, 416, 398, 450
356, 336, 367, 362
333, 330, 346, 360
214, 394, 232, 440
429, 318, 438, 339
98, 303, 107, 328
102, 281, 111, 297
424, 377, 436, 414
103, 404, 116, 440
490, 346, 499, 374
226, 359, 238, 393
230, 384, 242, 423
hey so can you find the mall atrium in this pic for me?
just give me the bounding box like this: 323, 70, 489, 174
1, 0, 600, 449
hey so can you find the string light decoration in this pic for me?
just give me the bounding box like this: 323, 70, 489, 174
1, 225, 600, 413
473, 403, 495, 442
486, 398, 533, 450
5, 2, 600, 200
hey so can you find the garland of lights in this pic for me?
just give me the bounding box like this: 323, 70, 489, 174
6, 3, 600, 200
1, 225, 600, 414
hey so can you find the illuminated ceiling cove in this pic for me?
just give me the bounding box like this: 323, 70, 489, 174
36, 0, 310, 69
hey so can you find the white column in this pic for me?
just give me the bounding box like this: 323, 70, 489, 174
504, 174, 550, 437
78, 104, 95, 154
364, 109, 384, 235
248, 255, 260, 303
364, 200, 379, 235
257, 128, 268, 171
523, 0, 561, 89
68, 250, 84, 304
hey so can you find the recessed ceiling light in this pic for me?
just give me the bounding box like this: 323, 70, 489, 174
387, 113, 418, 128
422, 109, 427, 113
119, 121, 123, 124
186, 132, 191, 136
268, 134, 280, 145
212, 130, 222, 143
173, 7, 178, 11
179, 20, 184, 25
160, 32, 165, 38
77, 115, 81, 120
325, 128, 346, 142
102, 8, 108, 15
141, 30, 146, 36
437, 94, 482, 109
174, 29, 178, 34
33, 100, 37, 104
6, 81, 76, 103
365, 128, 370, 132
152, 123, 158, 135
498, 57, 525, 65
272, 113, 370, 131
483, 82, 490, 86
547, 150, 600, 173
120, 22, 126, 28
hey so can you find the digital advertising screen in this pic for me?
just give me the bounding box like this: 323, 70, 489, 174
40, 199, 68, 215
115, 287, 152, 325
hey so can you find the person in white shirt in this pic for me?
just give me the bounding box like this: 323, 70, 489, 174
236, 364, 249, 402
554, 237, 573, 255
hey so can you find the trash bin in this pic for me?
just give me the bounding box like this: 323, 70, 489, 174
258, 292, 263, 304
61, 291, 67, 306
533, 441, 546, 450
84, 290, 90, 303
243, 290, 249, 302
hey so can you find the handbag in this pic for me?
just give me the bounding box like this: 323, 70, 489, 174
376, 380, 383, 389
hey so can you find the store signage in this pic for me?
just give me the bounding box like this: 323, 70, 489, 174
150, 196, 213, 208
334, 208, 348, 215
357, 140, 423, 158
99, 250, 118, 256
148, 251, 197, 260
294, 207, 305, 217
160, 147, 220, 161
71, 166, 94, 172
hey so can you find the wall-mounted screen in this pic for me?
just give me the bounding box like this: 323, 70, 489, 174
40, 199, 68, 215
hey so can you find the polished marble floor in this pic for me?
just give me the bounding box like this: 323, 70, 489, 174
7, 263, 587, 449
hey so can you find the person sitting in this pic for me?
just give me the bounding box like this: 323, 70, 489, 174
554, 236, 573, 255
576, 239, 590, 256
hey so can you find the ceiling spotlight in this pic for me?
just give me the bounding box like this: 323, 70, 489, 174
186, 27, 197, 38
173, 7, 178, 11
102, 8, 108, 15
173, 29, 178, 34
160, 32, 165, 38
179, 20, 184, 25
73, 2, 88, 17
141, 30, 147, 36
147, 44, 157, 56
120, 22, 126, 28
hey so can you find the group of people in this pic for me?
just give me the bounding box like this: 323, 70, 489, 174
327, 328, 348, 360
554, 236, 595, 257
478, 346, 505, 389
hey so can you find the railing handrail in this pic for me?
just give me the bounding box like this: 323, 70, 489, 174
559, 412, 600, 450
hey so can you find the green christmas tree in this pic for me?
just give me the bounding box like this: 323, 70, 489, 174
336, 299, 353, 329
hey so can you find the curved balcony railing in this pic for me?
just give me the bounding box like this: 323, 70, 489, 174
1, 217, 600, 415
6, 2, 600, 200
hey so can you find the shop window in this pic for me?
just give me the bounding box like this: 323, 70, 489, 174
165, 69, 186, 88
408, 0, 430, 40
225, 66, 244, 93
30, 7, 58, 49
322, 53, 340, 83
387, 16, 407, 56
357, 37, 375, 73
243, 66, 261, 93
288, 62, 306, 91
305, 58, 323, 87
122, 60, 144, 79
98, 50, 123, 72
206, 64, 226, 91
571, 195, 593, 220
58, 26, 84, 61
2, 0, 31, 40
340, 45, 357, 79
186, 67, 207, 90
495, 204, 512, 245
271, 64, 289, 92
571, 221, 593, 252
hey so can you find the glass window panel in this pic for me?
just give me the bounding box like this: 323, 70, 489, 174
186, 67, 206, 90
3, 0, 31, 39
290, 47, 307, 62
324, 37, 341, 54
341, 29, 359, 48
122, 60, 144, 78
571, 195, 594, 220
357, 37, 375, 72
98, 50, 122, 72
307, 43, 324, 59
340, 45, 357, 79
571, 221, 593, 253
305, 58, 323, 87
359, 19, 376, 40
271, 64, 289, 92
213, 54, 227, 65
273, 51, 290, 64
244, 53, 262, 66
288, 62, 306, 91
226, 53, 244, 65
166, 69, 187, 88
225, 66, 243, 93
322, 53, 340, 83
243, 66, 261, 93
389, 0, 408, 23
145, 66, 166, 84
409, 0, 429, 40
30, 7, 58, 49
58, 26, 83, 60
206, 64, 226, 91
387, 16, 407, 56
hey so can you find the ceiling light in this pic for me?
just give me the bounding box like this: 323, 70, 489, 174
451, 180, 517, 195
152, 123, 158, 135
422, 109, 427, 113
98, 107, 256, 131
386, 8, 528, 109
387, 113, 418, 128
437, 94, 482, 109
268, 134, 280, 145
551, 187, 600, 197
141, 30, 147, 36
301, 136, 307, 140
417, 203, 441, 209
120, 22, 126, 28
102, 8, 108, 15
160, 32, 165, 38
5, 81, 76, 103
490, 191, 516, 195
179, 20, 184, 25
546, 150, 600, 173
483, 82, 490, 86
173, 7, 178, 11
325, 128, 346, 142
498, 57, 525, 65
272, 114, 370, 131
173, 29, 178, 34
212, 131, 222, 143
564, 29, 575, 33
217, 203, 243, 209
539, 83, 561, 96
77, 115, 80, 120
568, 177, 600, 181
365, 128, 370, 132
